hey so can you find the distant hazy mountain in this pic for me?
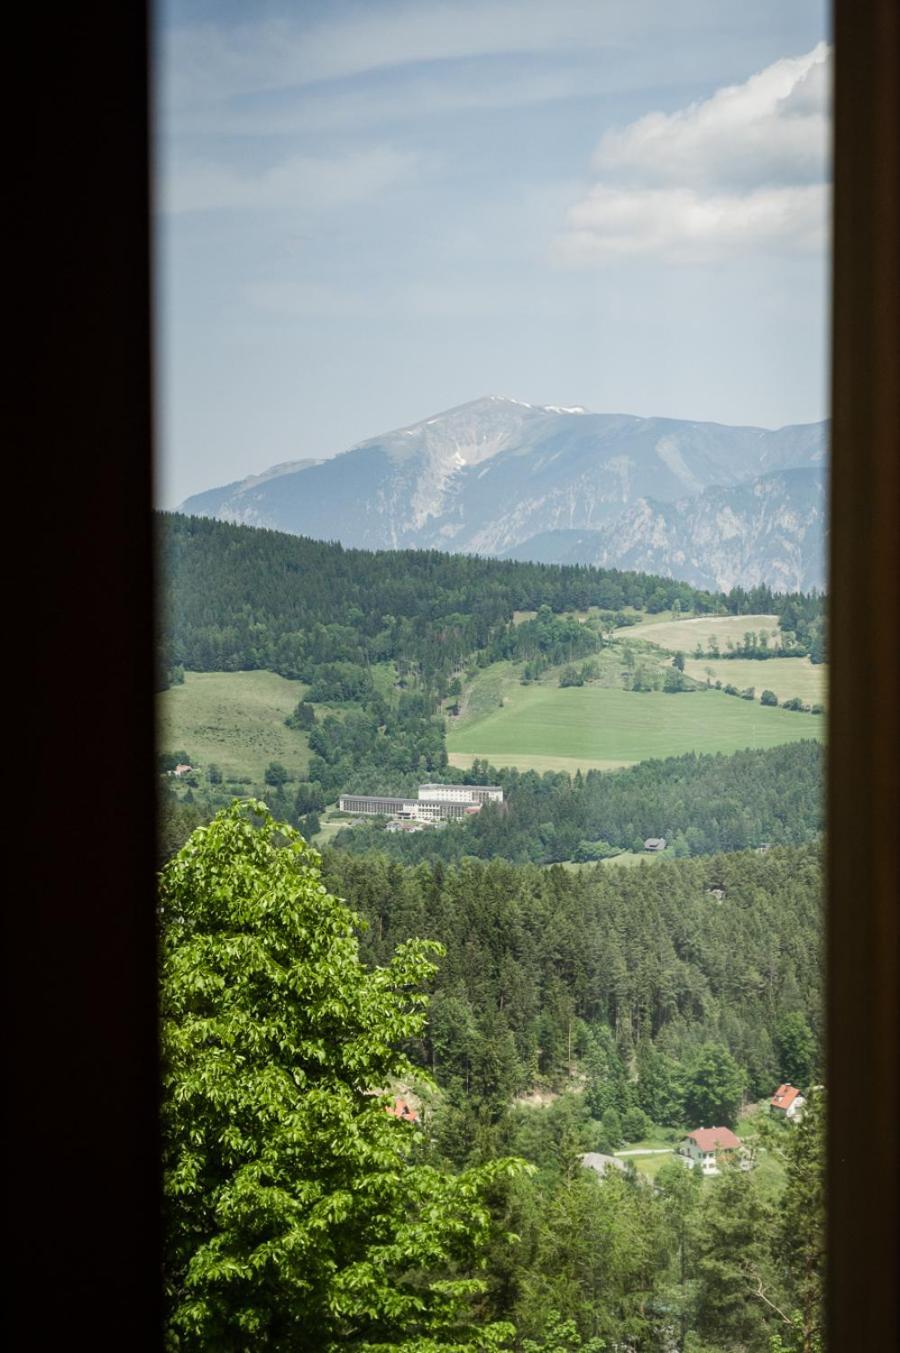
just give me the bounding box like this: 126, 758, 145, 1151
179, 396, 827, 590
504, 466, 826, 593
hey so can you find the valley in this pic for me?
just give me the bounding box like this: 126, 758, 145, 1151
157, 508, 828, 1350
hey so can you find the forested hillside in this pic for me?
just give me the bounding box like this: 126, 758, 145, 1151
159, 512, 824, 689
332, 742, 823, 863
323, 842, 822, 1113
162, 804, 825, 1353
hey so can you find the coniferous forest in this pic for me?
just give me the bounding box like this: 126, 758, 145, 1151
158, 514, 826, 1351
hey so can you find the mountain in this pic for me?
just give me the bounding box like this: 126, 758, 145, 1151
179, 396, 827, 588
505, 466, 827, 592
178, 458, 322, 522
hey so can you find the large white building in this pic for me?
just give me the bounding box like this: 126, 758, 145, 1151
338, 793, 481, 822
417, 783, 503, 805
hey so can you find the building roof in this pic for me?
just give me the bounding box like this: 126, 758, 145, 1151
386, 1097, 419, 1123
644, 837, 667, 849
771, 1084, 804, 1111
580, 1152, 627, 1175
685, 1126, 742, 1151
342, 794, 478, 809
340, 795, 413, 806
418, 782, 503, 792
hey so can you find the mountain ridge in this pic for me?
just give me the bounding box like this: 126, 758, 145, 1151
179, 396, 828, 589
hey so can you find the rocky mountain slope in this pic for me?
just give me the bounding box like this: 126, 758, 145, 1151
179, 396, 827, 590
503, 466, 826, 592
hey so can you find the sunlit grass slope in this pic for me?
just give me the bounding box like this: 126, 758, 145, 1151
683, 656, 826, 706
158, 671, 310, 781
446, 683, 822, 772
621, 613, 782, 651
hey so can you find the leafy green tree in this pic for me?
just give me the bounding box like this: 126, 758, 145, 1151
160, 801, 524, 1350
207, 763, 223, 785
775, 1013, 818, 1088
672, 651, 686, 672
286, 700, 317, 731
621, 1106, 650, 1142
694, 1171, 779, 1350
294, 780, 327, 818
683, 1044, 744, 1128
760, 690, 778, 707
776, 1090, 825, 1352
264, 761, 290, 787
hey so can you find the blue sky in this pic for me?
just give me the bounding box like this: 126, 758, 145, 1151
156, 0, 830, 506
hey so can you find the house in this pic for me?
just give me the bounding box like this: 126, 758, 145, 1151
644, 837, 667, 852
679, 1126, 743, 1175
770, 1083, 806, 1120
386, 1097, 419, 1123
172, 764, 193, 777
580, 1152, 627, 1176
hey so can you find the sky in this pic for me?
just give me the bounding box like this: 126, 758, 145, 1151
155, 0, 831, 507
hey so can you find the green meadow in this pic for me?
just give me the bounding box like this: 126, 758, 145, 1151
158, 670, 311, 781
446, 682, 822, 772
684, 655, 826, 706
621, 613, 782, 651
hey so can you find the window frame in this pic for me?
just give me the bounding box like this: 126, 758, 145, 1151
19, 2, 899, 1346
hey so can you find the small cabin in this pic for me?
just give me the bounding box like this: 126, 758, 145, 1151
770, 1084, 806, 1120
644, 837, 667, 852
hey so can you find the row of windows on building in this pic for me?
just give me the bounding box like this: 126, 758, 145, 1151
338, 782, 503, 823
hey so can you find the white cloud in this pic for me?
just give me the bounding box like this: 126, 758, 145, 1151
161, 145, 419, 215
557, 184, 827, 263
557, 42, 831, 262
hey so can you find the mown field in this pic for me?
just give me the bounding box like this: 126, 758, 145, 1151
446, 682, 823, 772
620, 613, 782, 652
158, 671, 310, 780
684, 655, 826, 706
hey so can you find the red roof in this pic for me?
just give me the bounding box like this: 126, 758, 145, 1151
686, 1126, 741, 1152
386, 1097, 419, 1123
771, 1084, 802, 1110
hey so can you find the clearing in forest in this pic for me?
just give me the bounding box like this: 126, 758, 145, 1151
619, 613, 782, 653
158, 670, 311, 781
683, 656, 827, 706
446, 683, 823, 771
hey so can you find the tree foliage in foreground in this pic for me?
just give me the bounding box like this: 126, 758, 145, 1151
160, 801, 525, 1350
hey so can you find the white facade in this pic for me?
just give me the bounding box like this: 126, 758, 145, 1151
682, 1141, 720, 1175
339, 794, 479, 822
679, 1129, 744, 1176
418, 783, 503, 805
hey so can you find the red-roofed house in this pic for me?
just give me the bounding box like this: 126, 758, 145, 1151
386, 1097, 419, 1124
679, 1126, 743, 1175
770, 1084, 806, 1120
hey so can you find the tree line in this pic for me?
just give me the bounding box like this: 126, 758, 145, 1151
332, 742, 823, 865
160, 804, 824, 1351
158, 513, 826, 694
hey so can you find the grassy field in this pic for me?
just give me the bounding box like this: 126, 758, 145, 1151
158, 671, 311, 781
684, 656, 826, 706
448, 750, 635, 774
446, 683, 822, 771
620, 613, 782, 652
312, 814, 353, 848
